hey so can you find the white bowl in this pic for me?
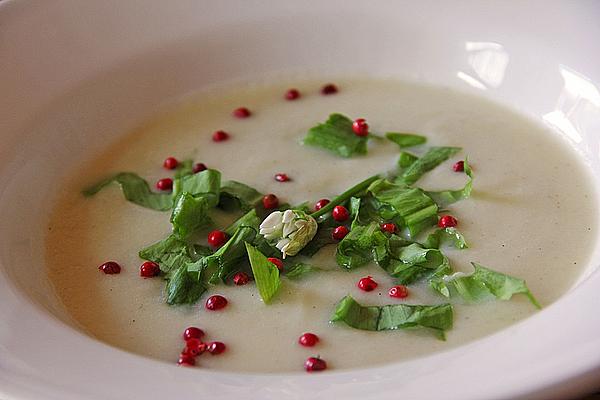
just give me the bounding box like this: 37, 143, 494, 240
1, 1, 600, 399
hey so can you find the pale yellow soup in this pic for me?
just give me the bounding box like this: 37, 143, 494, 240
46, 79, 598, 372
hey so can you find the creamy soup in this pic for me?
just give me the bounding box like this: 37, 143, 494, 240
45, 79, 598, 372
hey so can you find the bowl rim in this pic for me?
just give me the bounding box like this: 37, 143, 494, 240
2, 1, 600, 399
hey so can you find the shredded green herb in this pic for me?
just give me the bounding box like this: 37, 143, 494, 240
82, 173, 173, 211
219, 180, 263, 212
331, 295, 453, 340
246, 242, 281, 303
423, 227, 468, 250
431, 263, 540, 308
427, 159, 473, 208
400, 146, 461, 185
385, 132, 427, 148
285, 263, 324, 280
368, 179, 439, 237
302, 113, 369, 158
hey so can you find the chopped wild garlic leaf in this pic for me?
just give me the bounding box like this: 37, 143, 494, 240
302, 113, 368, 158
385, 132, 427, 148
349, 196, 382, 230
331, 295, 453, 340
202, 226, 258, 284
224, 209, 261, 236
378, 243, 451, 285
285, 263, 324, 280
368, 179, 439, 237
245, 242, 281, 304
423, 227, 468, 250
431, 262, 540, 308
165, 265, 205, 305
138, 234, 201, 274
336, 222, 389, 269
82, 172, 173, 211
219, 180, 263, 212
400, 146, 461, 185
427, 159, 473, 208
173, 169, 221, 207
397, 151, 419, 174
170, 192, 213, 239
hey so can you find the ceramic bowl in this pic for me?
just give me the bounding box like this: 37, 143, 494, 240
1, 1, 600, 399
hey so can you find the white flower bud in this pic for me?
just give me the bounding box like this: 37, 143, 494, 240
259, 209, 318, 258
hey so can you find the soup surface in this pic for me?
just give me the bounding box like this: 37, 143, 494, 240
46, 79, 598, 372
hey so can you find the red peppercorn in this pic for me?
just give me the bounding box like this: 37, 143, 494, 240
98, 261, 121, 274
453, 160, 465, 172
163, 157, 178, 170
233, 271, 250, 286
352, 118, 369, 137
389, 285, 409, 299
267, 257, 284, 271
183, 327, 205, 341
305, 357, 327, 372
193, 163, 207, 173
183, 338, 206, 357
321, 83, 338, 95
139, 261, 160, 277
332, 225, 349, 240
205, 295, 228, 311
314, 199, 330, 211
274, 173, 290, 182
285, 88, 300, 100
233, 107, 251, 118
262, 194, 279, 209
298, 333, 319, 347
208, 230, 228, 248
332, 205, 349, 222
438, 215, 458, 228
357, 276, 378, 292
212, 130, 230, 142
381, 223, 397, 234
177, 354, 196, 366
207, 341, 226, 355
156, 178, 173, 191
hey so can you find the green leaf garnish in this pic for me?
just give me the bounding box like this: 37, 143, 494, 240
336, 222, 388, 269
379, 243, 451, 285
173, 169, 221, 207
423, 227, 468, 249
219, 180, 263, 212
224, 209, 261, 236
165, 265, 205, 305
285, 263, 324, 280
170, 193, 212, 239
139, 234, 200, 273
368, 179, 439, 237
432, 263, 540, 308
397, 151, 419, 174
349, 196, 382, 230
82, 172, 173, 211
331, 295, 453, 339
427, 159, 473, 208
195, 226, 258, 284
385, 132, 427, 148
311, 174, 381, 219
245, 242, 281, 304
302, 113, 369, 158
400, 147, 461, 185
